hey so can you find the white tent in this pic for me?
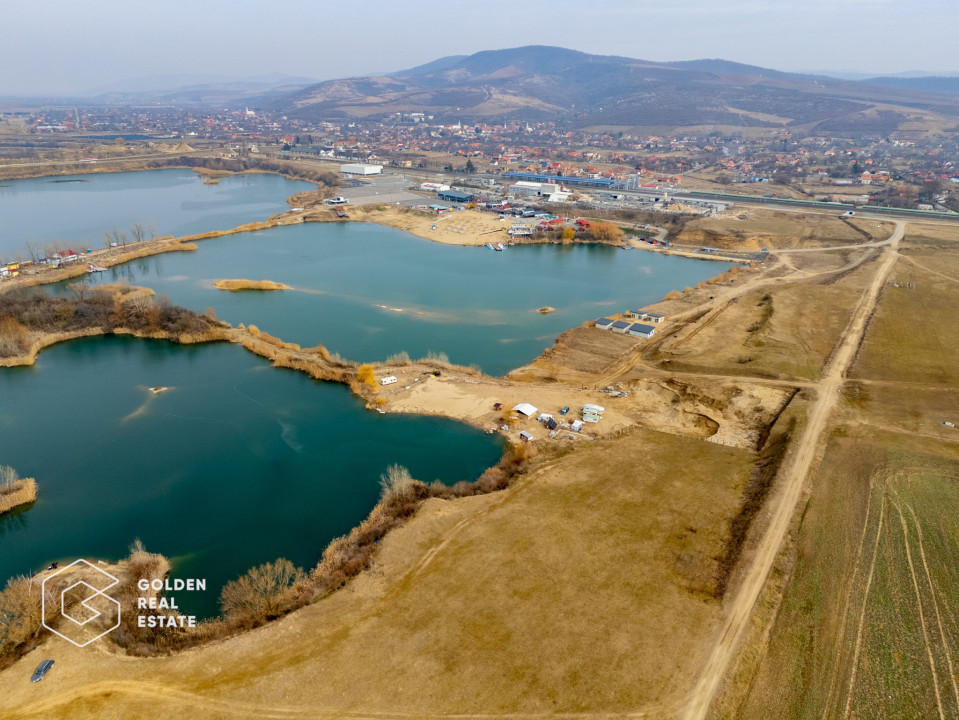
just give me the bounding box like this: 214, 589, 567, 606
512, 403, 538, 417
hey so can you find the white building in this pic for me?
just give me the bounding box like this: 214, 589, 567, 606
509, 181, 560, 197
341, 163, 383, 175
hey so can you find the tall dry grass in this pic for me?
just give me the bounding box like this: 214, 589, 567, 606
0, 466, 36, 515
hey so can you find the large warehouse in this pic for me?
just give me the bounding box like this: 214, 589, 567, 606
340, 163, 383, 175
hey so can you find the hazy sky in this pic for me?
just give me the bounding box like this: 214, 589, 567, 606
4, 0, 959, 95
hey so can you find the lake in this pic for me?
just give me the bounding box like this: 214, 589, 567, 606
78, 221, 732, 375
1, 169, 731, 617
0, 168, 313, 260
0, 337, 504, 617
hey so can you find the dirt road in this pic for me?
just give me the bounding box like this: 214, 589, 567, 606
679, 221, 904, 720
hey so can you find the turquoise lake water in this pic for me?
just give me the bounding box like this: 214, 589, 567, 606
78, 221, 731, 375
0, 168, 313, 259
1, 170, 732, 618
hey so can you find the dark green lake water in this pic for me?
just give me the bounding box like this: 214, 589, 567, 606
0, 337, 504, 617
80, 221, 732, 375
0, 168, 313, 259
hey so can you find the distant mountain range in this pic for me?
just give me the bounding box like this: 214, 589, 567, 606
272, 46, 959, 135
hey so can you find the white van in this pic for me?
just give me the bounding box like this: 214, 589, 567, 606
380, 376, 398, 386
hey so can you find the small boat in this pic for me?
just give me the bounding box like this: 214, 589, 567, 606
485, 243, 495, 250
495, 243, 504, 251
87, 263, 107, 273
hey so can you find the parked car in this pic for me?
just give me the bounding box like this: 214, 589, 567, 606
31, 659, 54, 683
560, 406, 570, 415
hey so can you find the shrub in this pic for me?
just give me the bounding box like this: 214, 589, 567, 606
357, 364, 376, 390
0, 317, 31, 358
589, 221, 625, 243
379, 464, 421, 502
0, 575, 44, 658
220, 559, 304, 621
385, 351, 411, 365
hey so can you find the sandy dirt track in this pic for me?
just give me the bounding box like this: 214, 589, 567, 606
679, 221, 904, 720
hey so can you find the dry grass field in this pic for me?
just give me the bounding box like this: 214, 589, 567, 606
900, 221, 959, 251
675, 209, 894, 250
734, 429, 959, 720
646, 266, 873, 381
0, 428, 755, 719
851, 260, 959, 386
723, 226, 959, 720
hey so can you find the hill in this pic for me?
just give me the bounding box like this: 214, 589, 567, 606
277, 45, 959, 134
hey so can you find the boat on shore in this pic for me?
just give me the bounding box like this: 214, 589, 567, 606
485, 243, 495, 250
495, 243, 504, 251
87, 263, 107, 273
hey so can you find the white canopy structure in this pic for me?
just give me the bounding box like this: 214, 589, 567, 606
512, 403, 538, 417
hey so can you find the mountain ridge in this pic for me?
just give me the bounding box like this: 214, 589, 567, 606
275, 45, 959, 135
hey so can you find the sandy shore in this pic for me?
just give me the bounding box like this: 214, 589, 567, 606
343, 205, 512, 246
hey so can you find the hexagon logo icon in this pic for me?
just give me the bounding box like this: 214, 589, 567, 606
42, 559, 121, 648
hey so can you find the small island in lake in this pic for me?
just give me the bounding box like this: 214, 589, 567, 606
0, 466, 37, 515
212, 279, 292, 292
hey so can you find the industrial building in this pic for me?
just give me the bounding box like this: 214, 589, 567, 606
501, 171, 618, 189
509, 181, 561, 196
340, 163, 383, 175
437, 190, 474, 203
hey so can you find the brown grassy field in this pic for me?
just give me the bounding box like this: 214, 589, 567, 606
900, 221, 959, 250
0, 428, 755, 719
646, 266, 873, 381
851, 260, 959, 386
733, 429, 959, 720
675, 209, 894, 250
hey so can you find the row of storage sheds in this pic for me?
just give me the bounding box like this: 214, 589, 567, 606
595, 317, 657, 338
626, 310, 665, 323
582, 403, 605, 424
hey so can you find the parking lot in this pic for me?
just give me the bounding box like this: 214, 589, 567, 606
335, 174, 423, 206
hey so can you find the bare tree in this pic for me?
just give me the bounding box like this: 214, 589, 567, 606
67, 282, 90, 302
147, 219, 157, 240
23, 240, 42, 264
130, 222, 145, 244
109, 229, 128, 247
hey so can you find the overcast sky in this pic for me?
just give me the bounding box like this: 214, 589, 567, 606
4, 0, 959, 95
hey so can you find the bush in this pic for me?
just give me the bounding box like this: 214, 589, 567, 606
0, 576, 44, 658
357, 364, 376, 390
589, 221, 625, 243
385, 351, 411, 365
0, 317, 31, 358
220, 559, 304, 622
379, 464, 421, 503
